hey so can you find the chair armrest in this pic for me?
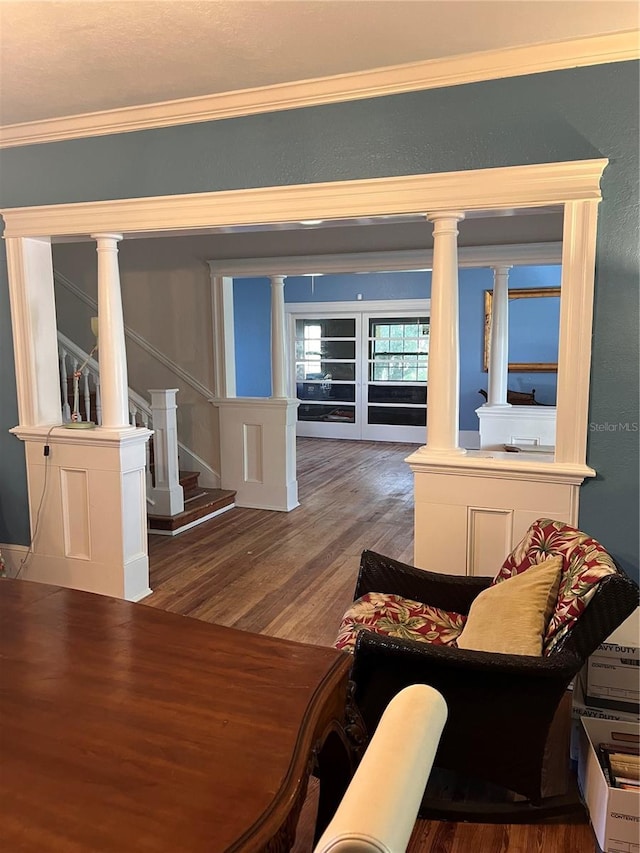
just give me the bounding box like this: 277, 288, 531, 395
354, 550, 491, 615
351, 630, 581, 738
353, 629, 581, 680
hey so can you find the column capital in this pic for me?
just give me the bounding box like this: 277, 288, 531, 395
491, 263, 513, 274
426, 210, 466, 223
270, 275, 286, 286
90, 233, 123, 242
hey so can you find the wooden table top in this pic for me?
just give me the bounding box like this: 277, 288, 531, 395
0, 579, 352, 852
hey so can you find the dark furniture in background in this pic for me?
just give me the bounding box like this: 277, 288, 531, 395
478, 387, 548, 405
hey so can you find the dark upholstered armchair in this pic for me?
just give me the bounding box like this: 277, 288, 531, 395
334, 519, 639, 818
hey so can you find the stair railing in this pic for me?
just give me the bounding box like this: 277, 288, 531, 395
57, 332, 184, 515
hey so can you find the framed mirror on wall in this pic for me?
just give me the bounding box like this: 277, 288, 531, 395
483, 286, 561, 372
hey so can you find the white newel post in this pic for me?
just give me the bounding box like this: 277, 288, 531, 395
486, 265, 512, 407
423, 211, 466, 455
92, 233, 130, 428
147, 389, 184, 516
270, 275, 287, 398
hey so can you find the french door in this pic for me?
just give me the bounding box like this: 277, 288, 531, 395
290, 303, 429, 442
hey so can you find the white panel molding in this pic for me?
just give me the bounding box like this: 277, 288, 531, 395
467, 507, 514, 577
208, 243, 563, 277
412, 468, 581, 573
1, 161, 607, 239
1, 31, 636, 148
60, 468, 91, 559
55, 271, 214, 401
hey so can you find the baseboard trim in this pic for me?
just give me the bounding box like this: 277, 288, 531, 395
148, 502, 234, 536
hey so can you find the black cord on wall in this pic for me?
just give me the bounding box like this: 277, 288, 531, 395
15, 424, 61, 579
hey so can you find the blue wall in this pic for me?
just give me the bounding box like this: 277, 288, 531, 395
233, 278, 273, 396
0, 61, 637, 578
235, 267, 560, 430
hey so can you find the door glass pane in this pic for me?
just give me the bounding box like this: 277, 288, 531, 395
297, 382, 356, 403
295, 318, 355, 338
321, 341, 356, 360
296, 361, 356, 381
298, 403, 356, 423
368, 406, 427, 427
368, 385, 426, 405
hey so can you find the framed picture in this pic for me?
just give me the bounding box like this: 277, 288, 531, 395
483, 286, 561, 372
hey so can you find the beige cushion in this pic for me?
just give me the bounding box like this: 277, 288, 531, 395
456, 555, 563, 656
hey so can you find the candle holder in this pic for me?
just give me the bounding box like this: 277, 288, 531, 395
64, 317, 98, 429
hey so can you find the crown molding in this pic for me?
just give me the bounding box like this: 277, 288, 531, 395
0, 160, 607, 239
0, 31, 637, 149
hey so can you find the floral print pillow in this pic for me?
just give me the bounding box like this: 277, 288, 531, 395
494, 518, 617, 654
335, 592, 466, 653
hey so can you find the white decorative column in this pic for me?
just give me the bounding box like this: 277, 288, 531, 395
486, 265, 512, 407
422, 211, 466, 455
270, 275, 287, 398
5, 237, 61, 426
92, 233, 130, 428
147, 389, 184, 516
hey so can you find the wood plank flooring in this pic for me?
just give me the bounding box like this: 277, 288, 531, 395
146, 437, 597, 853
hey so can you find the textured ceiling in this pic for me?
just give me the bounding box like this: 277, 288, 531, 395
1, 0, 638, 126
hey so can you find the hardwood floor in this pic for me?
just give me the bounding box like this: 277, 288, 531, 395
147, 437, 415, 646
146, 437, 597, 853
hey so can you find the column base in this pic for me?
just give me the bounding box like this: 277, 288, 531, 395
412, 445, 467, 459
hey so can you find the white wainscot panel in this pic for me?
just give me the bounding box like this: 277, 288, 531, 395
243, 423, 264, 483
409, 455, 586, 577
476, 405, 557, 450
467, 508, 513, 577
60, 468, 91, 559
215, 398, 299, 512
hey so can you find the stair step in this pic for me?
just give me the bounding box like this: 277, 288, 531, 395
178, 469, 201, 501
148, 489, 236, 536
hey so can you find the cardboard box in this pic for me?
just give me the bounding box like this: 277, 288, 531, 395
577, 717, 640, 853
571, 672, 639, 762
587, 658, 639, 711
587, 609, 640, 714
